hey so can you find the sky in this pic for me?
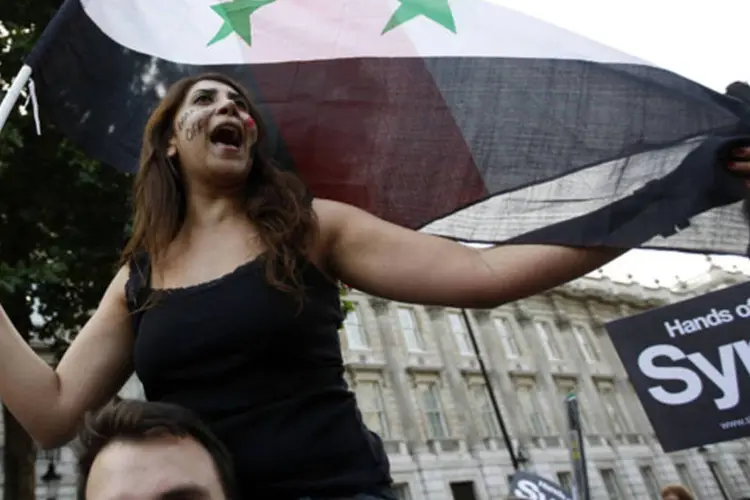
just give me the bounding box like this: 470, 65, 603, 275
486, 0, 750, 288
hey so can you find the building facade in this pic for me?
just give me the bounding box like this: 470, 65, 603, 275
3, 262, 750, 499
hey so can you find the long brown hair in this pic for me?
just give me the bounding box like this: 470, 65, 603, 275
120, 73, 318, 303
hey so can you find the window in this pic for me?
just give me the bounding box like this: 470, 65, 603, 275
598, 385, 630, 434
640, 466, 660, 498
494, 316, 521, 357
343, 306, 368, 349
449, 481, 478, 500
448, 312, 473, 355
572, 323, 599, 362
557, 472, 572, 493
398, 308, 425, 351
393, 483, 412, 500
600, 468, 623, 500
534, 320, 562, 360
470, 384, 500, 436
738, 458, 750, 483
675, 463, 696, 495
356, 380, 390, 438
421, 382, 448, 438
516, 382, 550, 436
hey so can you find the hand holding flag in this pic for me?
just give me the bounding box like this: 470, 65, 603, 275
728, 147, 750, 187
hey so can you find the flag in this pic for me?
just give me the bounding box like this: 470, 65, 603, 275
24, 0, 750, 252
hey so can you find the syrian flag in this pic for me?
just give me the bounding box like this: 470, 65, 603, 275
9, 0, 750, 252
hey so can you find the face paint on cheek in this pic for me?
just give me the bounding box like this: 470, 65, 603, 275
184, 111, 212, 142
240, 111, 256, 129
240, 112, 258, 146
176, 109, 196, 133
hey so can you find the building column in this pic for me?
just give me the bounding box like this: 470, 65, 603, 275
369, 297, 424, 451
469, 310, 523, 452
425, 307, 481, 448
582, 299, 624, 441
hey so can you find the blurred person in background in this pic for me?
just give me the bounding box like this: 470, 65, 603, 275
661, 483, 696, 500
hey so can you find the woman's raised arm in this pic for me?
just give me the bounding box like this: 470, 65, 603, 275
0, 266, 135, 448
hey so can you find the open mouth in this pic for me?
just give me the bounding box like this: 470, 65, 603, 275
209, 123, 244, 148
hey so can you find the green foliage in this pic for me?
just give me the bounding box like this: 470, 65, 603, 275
0, 1, 132, 342
0, 88, 132, 341
1, 3, 131, 498
339, 282, 355, 317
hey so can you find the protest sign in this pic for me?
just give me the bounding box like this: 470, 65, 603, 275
509, 471, 572, 500
606, 281, 750, 451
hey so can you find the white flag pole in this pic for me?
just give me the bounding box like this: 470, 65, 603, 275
0, 64, 33, 134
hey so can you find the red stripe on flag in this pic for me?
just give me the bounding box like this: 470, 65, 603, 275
252, 57, 488, 229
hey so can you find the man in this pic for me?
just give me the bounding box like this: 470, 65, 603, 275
77, 399, 235, 500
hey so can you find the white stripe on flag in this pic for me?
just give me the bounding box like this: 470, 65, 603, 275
82, 0, 646, 65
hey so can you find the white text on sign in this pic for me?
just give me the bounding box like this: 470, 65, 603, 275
663, 299, 750, 338
638, 340, 750, 410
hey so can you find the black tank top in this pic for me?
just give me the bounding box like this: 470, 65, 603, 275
125, 253, 392, 499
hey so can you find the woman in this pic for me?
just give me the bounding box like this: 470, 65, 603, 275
0, 73, 748, 500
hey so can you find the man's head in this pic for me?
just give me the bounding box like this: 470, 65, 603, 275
77, 400, 235, 500
660, 484, 694, 500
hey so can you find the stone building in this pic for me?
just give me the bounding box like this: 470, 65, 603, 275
3, 261, 750, 499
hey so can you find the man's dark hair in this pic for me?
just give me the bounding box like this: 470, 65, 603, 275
76, 399, 235, 499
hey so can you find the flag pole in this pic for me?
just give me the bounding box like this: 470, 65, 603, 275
565, 393, 590, 500
0, 65, 33, 134
0, 0, 78, 135
461, 309, 519, 470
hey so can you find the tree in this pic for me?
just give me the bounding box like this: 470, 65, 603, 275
0, 2, 132, 498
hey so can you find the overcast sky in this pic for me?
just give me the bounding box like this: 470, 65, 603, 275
487, 0, 750, 287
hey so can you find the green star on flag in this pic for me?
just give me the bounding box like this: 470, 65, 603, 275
382, 0, 457, 35
207, 0, 276, 47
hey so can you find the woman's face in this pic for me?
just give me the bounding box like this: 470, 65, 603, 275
663, 494, 679, 500
168, 79, 258, 184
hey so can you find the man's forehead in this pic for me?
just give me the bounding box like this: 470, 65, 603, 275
85, 436, 219, 500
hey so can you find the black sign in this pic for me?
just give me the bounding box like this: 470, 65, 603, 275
509, 471, 572, 500
606, 281, 750, 452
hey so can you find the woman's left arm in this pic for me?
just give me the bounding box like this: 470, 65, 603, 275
317, 147, 750, 309
316, 198, 623, 309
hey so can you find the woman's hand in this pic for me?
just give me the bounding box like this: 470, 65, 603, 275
728, 146, 750, 187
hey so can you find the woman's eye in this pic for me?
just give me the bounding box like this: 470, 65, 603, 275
235, 100, 248, 111
194, 94, 212, 105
